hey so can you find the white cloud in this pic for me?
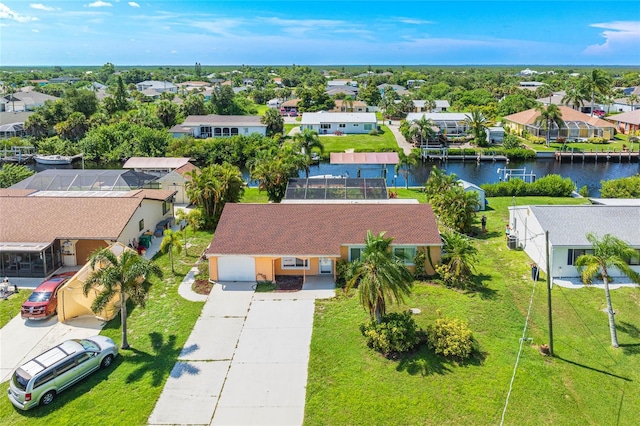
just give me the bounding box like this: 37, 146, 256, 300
396, 18, 434, 25
30, 3, 56, 11
87, 1, 112, 7
584, 21, 640, 56
128, 2, 139, 7
32, 28, 39, 32
0, 3, 39, 22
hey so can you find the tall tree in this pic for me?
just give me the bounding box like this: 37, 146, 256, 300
155, 100, 179, 128
561, 87, 585, 111
424, 167, 479, 234
250, 145, 306, 202
83, 247, 162, 349
408, 115, 436, 146
345, 231, 414, 323
293, 128, 323, 178
582, 69, 613, 116
437, 231, 478, 289
395, 151, 418, 189
160, 229, 183, 273
260, 107, 285, 137
534, 104, 565, 147
575, 233, 640, 348
627, 94, 639, 111
464, 109, 493, 147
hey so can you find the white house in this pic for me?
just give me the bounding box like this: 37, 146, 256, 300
168, 115, 267, 138
412, 100, 450, 113
300, 112, 377, 135
508, 205, 640, 280
135, 80, 178, 93
405, 112, 472, 136
486, 126, 505, 144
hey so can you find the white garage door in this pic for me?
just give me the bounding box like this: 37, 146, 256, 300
217, 256, 256, 281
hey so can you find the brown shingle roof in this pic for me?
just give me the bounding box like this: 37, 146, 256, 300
206, 203, 441, 256
0, 196, 141, 242
174, 163, 198, 177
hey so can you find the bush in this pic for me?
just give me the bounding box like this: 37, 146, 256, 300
600, 175, 640, 198
481, 174, 574, 197
359, 312, 420, 354
335, 259, 351, 288
413, 251, 428, 280
368, 129, 380, 136
587, 137, 609, 144
527, 136, 546, 144
578, 185, 589, 197
426, 315, 474, 360
501, 133, 522, 149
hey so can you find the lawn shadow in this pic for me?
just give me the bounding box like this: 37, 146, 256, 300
555, 355, 633, 382
124, 332, 196, 386
617, 321, 640, 339
618, 343, 640, 356
465, 274, 497, 299
395, 344, 486, 376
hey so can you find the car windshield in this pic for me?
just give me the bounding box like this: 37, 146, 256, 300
77, 339, 100, 352
27, 292, 52, 302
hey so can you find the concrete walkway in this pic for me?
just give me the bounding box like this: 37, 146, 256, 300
149, 276, 334, 426
385, 120, 413, 155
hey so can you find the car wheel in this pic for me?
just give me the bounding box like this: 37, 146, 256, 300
101, 354, 114, 368
40, 390, 56, 406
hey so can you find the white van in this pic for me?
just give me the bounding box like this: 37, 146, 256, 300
7, 335, 117, 410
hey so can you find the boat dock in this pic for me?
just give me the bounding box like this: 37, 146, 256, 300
421, 148, 508, 162
555, 150, 639, 163
0, 146, 36, 164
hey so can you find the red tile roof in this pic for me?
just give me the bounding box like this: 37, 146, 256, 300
206, 203, 441, 256
503, 106, 614, 128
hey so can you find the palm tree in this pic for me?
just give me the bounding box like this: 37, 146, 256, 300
463, 109, 493, 146
343, 95, 355, 112
160, 229, 183, 273
293, 128, 324, 178
575, 233, 640, 348
345, 231, 414, 323
83, 247, 162, 349
534, 104, 565, 147
582, 69, 613, 116
561, 88, 584, 111
439, 231, 478, 289
409, 115, 436, 146
395, 151, 418, 189
175, 208, 203, 257
260, 107, 285, 136
627, 94, 639, 111
424, 99, 436, 113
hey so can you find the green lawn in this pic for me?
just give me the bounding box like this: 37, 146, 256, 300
318, 126, 398, 157
240, 187, 269, 203
0, 229, 213, 425
284, 123, 298, 134
525, 140, 630, 153
0, 289, 31, 328
255, 104, 269, 115
305, 196, 640, 425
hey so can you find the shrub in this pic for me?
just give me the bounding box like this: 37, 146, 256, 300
527, 136, 546, 144
368, 129, 380, 136
413, 251, 428, 280
600, 175, 640, 198
335, 259, 351, 288
481, 174, 574, 197
501, 133, 522, 150
578, 185, 589, 197
359, 312, 420, 354
426, 315, 474, 360
587, 137, 609, 144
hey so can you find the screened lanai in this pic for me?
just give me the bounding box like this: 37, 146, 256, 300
285, 178, 388, 200
11, 169, 160, 191
524, 121, 605, 140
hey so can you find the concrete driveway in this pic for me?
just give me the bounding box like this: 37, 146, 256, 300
149, 276, 334, 426
0, 314, 106, 383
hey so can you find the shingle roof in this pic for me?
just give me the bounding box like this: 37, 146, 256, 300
0, 196, 141, 242
528, 205, 640, 246
123, 157, 192, 169
182, 114, 266, 127
207, 203, 441, 256
606, 109, 640, 126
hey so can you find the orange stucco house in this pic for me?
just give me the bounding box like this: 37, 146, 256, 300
205, 203, 442, 283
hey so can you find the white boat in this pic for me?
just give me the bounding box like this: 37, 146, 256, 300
34, 154, 81, 165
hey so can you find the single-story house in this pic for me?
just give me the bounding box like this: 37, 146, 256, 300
301, 112, 377, 135
327, 79, 356, 87
266, 98, 282, 108
122, 157, 197, 204
508, 205, 640, 279
1, 90, 59, 112
325, 86, 358, 97
206, 203, 442, 282
405, 112, 472, 136
168, 114, 267, 138
606, 109, 640, 135
135, 80, 178, 93
502, 106, 615, 141
377, 84, 409, 96
0, 187, 176, 278
331, 99, 369, 113
280, 99, 300, 113
536, 91, 594, 114
605, 98, 639, 114
411, 100, 450, 113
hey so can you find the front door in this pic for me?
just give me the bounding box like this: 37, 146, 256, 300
319, 258, 332, 274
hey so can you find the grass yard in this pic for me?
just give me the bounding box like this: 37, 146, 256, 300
0, 229, 214, 425
284, 123, 299, 134
0, 289, 31, 329
305, 196, 640, 425
240, 187, 269, 203
318, 125, 398, 156
526, 140, 629, 153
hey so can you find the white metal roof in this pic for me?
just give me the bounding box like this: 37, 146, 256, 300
301, 112, 377, 124
123, 157, 191, 169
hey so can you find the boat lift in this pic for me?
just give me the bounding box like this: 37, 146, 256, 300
497, 167, 536, 183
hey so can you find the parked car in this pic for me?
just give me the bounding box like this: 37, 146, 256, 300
20, 276, 70, 320
289, 111, 298, 117
7, 335, 117, 410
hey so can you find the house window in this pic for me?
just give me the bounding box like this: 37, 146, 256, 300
393, 247, 416, 265
339, 123, 346, 128
162, 201, 170, 215
281, 257, 309, 270
567, 249, 594, 265
364, 124, 373, 131
349, 246, 365, 261
321, 123, 331, 129
353, 124, 359, 127
625, 249, 640, 265
244, 128, 249, 134
139, 219, 144, 231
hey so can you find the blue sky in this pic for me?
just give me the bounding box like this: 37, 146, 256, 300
1, 1, 639, 66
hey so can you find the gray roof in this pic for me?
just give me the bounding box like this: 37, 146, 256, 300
529, 205, 640, 247
301, 112, 377, 125
182, 114, 266, 127
406, 112, 471, 122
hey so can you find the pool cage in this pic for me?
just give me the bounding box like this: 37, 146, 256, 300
285, 178, 388, 200
524, 121, 606, 140
11, 169, 160, 191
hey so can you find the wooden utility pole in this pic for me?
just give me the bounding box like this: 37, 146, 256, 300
546, 230, 554, 356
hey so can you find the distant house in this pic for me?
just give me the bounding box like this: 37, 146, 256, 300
405, 112, 472, 136
168, 114, 267, 138
406, 79, 426, 88
331, 99, 369, 113
503, 106, 615, 140
1, 90, 59, 112
281, 99, 300, 113
606, 98, 640, 114
508, 205, 640, 280
377, 84, 409, 96
123, 157, 197, 204
301, 112, 377, 135
536, 91, 594, 114
0, 122, 26, 139
327, 79, 356, 87
325, 86, 358, 97
486, 126, 505, 144
606, 109, 640, 135
411, 100, 450, 113
206, 203, 442, 282
459, 180, 485, 211
135, 80, 178, 93
48, 76, 81, 84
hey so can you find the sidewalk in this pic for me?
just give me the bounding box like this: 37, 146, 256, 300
149, 277, 334, 426
385, 120, 413, 155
